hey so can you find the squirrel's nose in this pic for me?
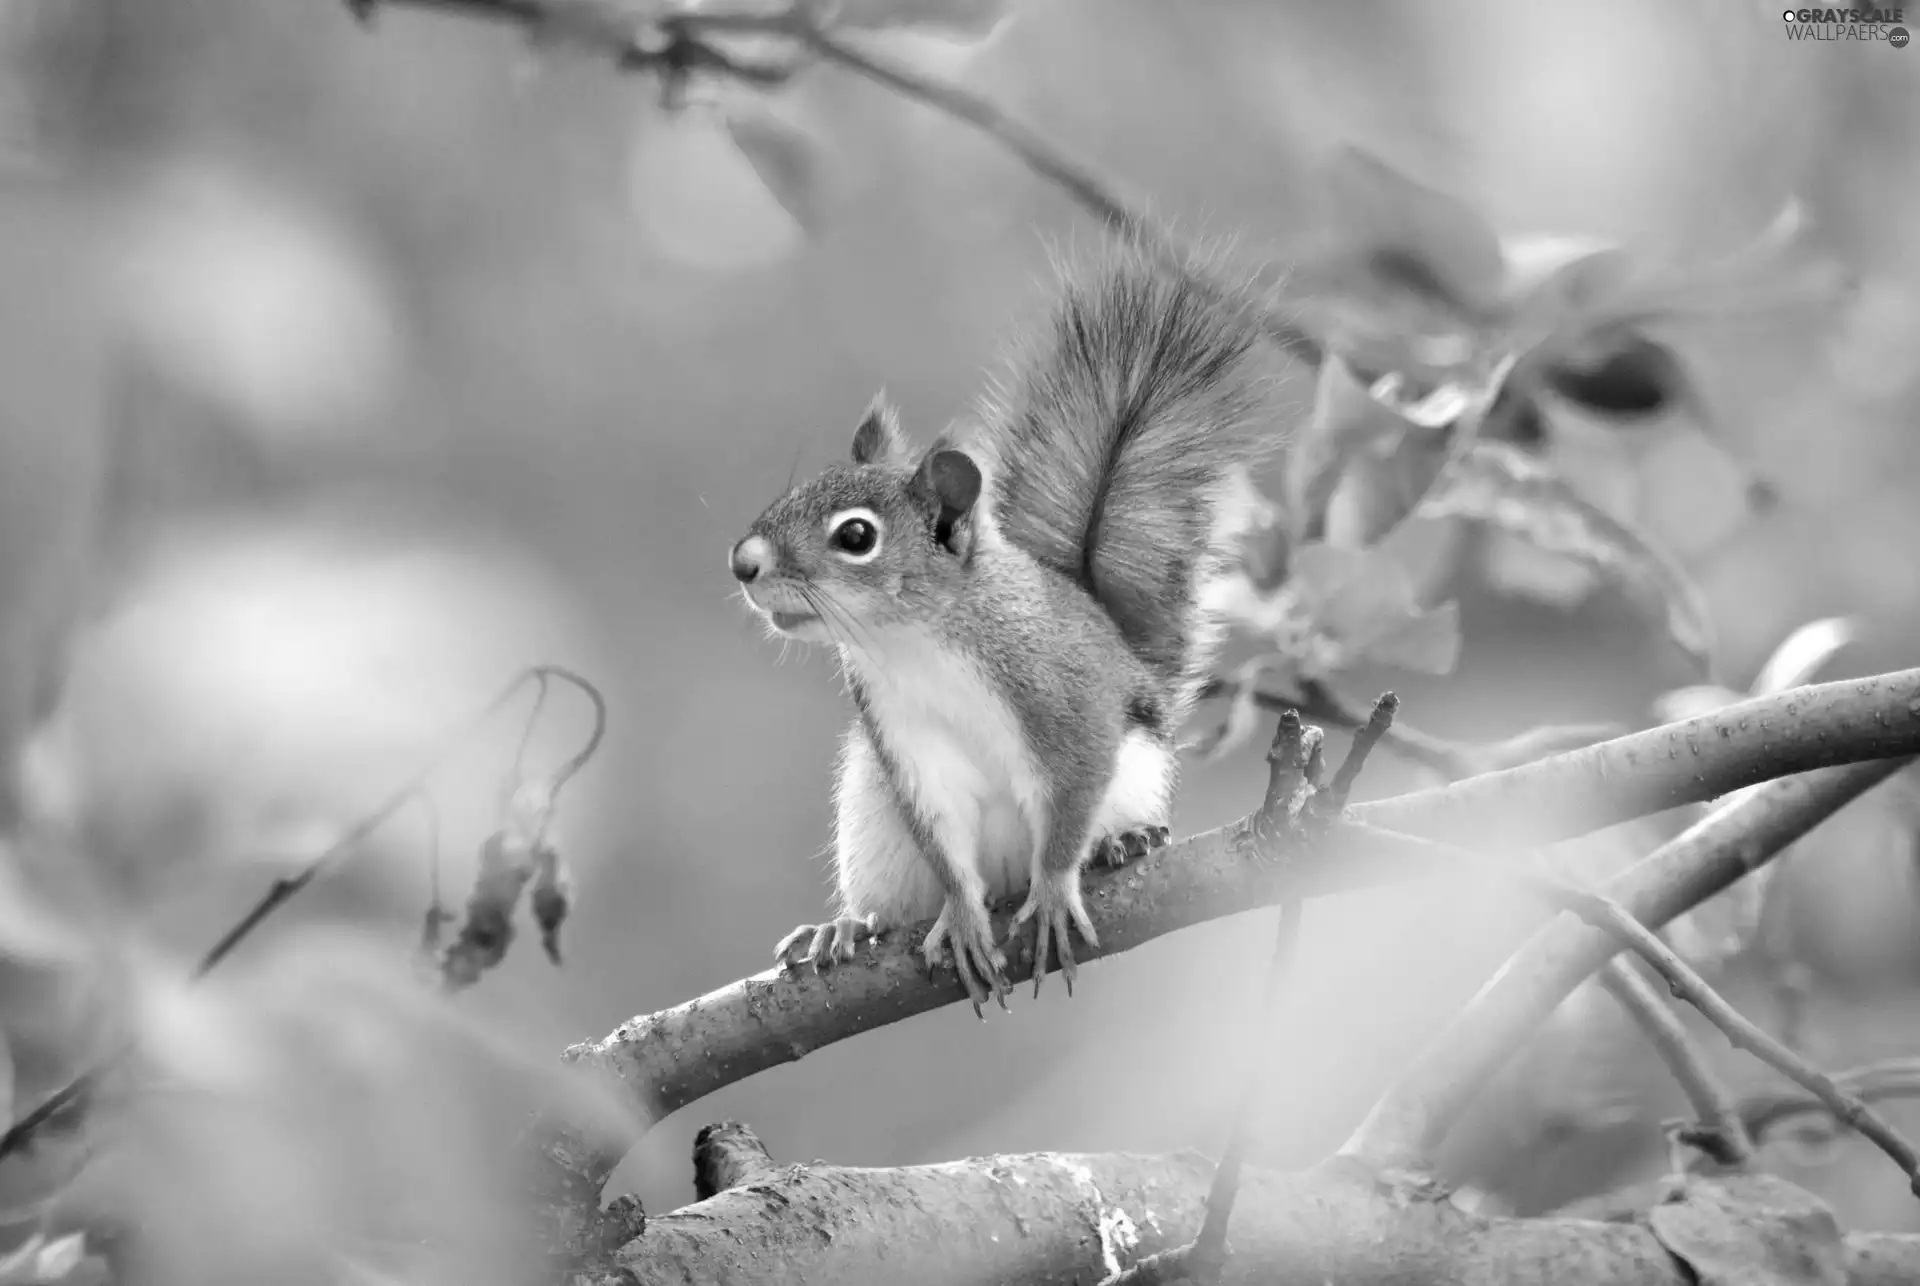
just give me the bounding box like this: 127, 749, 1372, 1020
730, 535, 773, 584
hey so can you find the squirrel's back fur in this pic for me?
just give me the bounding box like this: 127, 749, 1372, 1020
966, 244, 1288, 696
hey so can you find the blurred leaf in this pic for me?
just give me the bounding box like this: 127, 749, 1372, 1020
1616, 198, 1825, 323
1324, 430, 1456, 551
723, 104, 822, 235
0, 1234, 65, 1286
1647, 1173, 1847, 1286
439, 831, 538, 992
1319, 146, 1507, 322
828, 0, 1012, 36
629, 104, 803, 270
30, 1236, 82, 1283
1501, 234, 1634, 335
1286, 352, 1407, 544
1187, 657, 1276, 764
1750, 617, 1856, 697
1420, 442, 1715, 675
1236, 497, 1291, 593
1277, 542, 1462, 678
1362, 599, 1462, 676
1543, 330, 1689, 419
530, 842, 571, 966
1291, 352, 1515, 549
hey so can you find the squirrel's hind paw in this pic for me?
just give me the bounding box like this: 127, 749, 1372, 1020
1091, 825, 1171, 869
922, 899, 1010, 1017
1011, 867, 1100, 999
774, 914, 880, 973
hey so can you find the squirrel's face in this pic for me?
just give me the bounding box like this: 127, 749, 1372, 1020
730, 398, 983, 648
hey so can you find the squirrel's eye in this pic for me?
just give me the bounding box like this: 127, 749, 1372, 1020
830, 517, 879, 556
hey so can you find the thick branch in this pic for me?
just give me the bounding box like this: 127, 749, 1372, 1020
1344, 756, 1912, 1172
583, 1148, 1920, 1286
529, 809, 1394, 1194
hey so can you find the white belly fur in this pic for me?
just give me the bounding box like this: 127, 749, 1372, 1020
846, 629, 1045, 908
840, 629, 1178, 917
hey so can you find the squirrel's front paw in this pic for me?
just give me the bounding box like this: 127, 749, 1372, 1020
1011, 866, 1099, 998
774, 915, 880, 972
1091, 824, 1171, 869
922, 897, 1010, 1017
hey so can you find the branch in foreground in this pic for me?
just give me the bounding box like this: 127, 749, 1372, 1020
1343, 755, 1913, 1174
584, 1144, 1920, 1286
1347, 817, 1920, 1189
526, 671, 1920, 1211
1599, 958, 1753, 1168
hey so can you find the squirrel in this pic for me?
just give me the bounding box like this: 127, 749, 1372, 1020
728, 240, 1295, 1010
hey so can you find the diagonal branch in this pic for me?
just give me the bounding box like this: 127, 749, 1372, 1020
1599, 958, 1753, 1168
1353, 668, 1920, 847
1342, 755, 1914, 1174
1345, 819, 1920, 1187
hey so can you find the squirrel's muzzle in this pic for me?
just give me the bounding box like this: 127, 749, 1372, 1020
730, 535, 773, 584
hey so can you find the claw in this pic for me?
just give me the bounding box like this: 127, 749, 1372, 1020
1092, 825, 1170, 869
1012, 867, 1100, 998
773, 915, 879, 973
922, 897, 1009, 1016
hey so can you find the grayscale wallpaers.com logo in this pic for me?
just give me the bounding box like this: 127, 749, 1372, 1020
1782, 7, 1910, 43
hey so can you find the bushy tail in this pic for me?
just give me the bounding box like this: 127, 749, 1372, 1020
973, 242, 1294, 691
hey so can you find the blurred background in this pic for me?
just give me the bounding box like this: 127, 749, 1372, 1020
0, 0, 1917, 1280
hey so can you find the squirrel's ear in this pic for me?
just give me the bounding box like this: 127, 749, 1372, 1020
918, 448, 982, 556
851, 395, 908, 466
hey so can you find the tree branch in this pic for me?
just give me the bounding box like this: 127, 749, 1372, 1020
1352, 668, 1920, 847
344, 0, 1323, 361
524, 673, 1920, 1212
583, 1143, 1920, 1285
1599, 958, 1754, 1168
1342, 756, 1913, 1173
1224, 676, 1623, 781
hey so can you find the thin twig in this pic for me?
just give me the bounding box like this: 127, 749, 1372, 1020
1346, 818, 1920, 1193
0, 663, 609, 1162
1194, 674, 1622, 781
1742, 1059, 1920, 1143
1325, 692, 1398, 808
1104, 715, 1322, 1285
1192, 921, 1303, 1279
344, 0, 1323, 363
1598, 957, 1753, 1168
